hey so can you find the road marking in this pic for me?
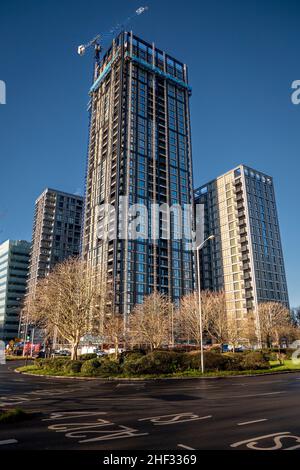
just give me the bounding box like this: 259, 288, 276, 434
48, 419, 148, 443
85, 397, 153, 401
116, 383, 145, 387
231, 432, 290, 448
238, 419, 268, 426
43, 411, 108, 421
139, 413, 212, 425
48, 419, 112, 433
231, 432, 300, 450
0, 439, 18, 446
78, 426, 148, 443
178, 444, 195, 450
233, 391, 284, 398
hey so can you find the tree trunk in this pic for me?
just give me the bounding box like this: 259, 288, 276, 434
114, 337, 119, 360
71, 341, 79, 360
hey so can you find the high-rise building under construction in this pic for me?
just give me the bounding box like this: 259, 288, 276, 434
82, 32, 194, 316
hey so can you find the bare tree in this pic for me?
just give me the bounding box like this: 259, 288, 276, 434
244, 312, 260, 348
128, 291, 171, 351
178, 291, 210, 346
27, 258, 109, 360
226, 317, 249, 352
103, 315, 124, 359
204, 290, 228, 345
257, 302, 292, 348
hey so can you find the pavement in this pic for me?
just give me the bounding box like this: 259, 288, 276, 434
1, 360, 300, 451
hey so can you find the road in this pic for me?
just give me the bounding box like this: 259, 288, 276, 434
1, 361, 300, 451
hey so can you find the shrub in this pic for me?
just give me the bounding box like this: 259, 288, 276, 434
35, 358, 48, 369
222, 352, 270, 371
261, 349, 278, 361
81, 358, 102, 376
182, 351, 227, 371
121, 350, 146, 364
98, 359, 121, 376
222, 353, 245, 371
240, 351, 270, 370
34, 358, 69, 371
79, 353, 97, 361
63, 360, 83, 374
124, 351, 184, 375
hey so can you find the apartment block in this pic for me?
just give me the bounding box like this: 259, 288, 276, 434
0, 240, 30, 341
194, 165, 289, 326
26, 188, 84, 299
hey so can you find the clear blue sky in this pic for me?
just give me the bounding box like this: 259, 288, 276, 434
0, 0, 299, 306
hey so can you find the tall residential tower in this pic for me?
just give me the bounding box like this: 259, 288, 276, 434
0, 240, 30, 341
82, 32, 194, 316
26, 188, 84, 300
194, 165, 289, 328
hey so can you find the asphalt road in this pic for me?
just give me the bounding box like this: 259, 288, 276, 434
1, 361, 300, 451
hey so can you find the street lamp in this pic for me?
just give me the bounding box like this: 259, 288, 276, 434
196, 234, 215, 373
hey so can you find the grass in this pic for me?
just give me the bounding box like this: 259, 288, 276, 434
16, 360, 300, 379
269, 359, 300, 371
0, 408, 27, 424
5, 355, 28, 361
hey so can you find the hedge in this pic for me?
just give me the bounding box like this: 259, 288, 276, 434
81, 358, 102, 376
33, 349, 273, 376
124, 351, 184, 375
35, 358, 70, 371
63, 360, 83, 374
79, 353, 97, 361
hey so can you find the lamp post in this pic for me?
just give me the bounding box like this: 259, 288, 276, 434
196, 234, 214, 373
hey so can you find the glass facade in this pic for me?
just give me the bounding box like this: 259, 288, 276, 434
83, 32, 194, 316
0, 240, 30, 342
194, 165, 289, 327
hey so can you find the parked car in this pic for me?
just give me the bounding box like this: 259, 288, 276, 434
53, 349, 71, 357
95, 349, 107, 357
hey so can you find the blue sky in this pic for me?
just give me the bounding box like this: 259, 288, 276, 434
0, 0, 299, 306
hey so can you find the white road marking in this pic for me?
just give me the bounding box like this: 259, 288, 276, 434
0, 439, 18, 446
78, 426, 148, 443
238, 419, 268, 426
178, 444, 195, 450
116, 383, 145, 387
231, 432, 300, 450
43, 411, 108, 421
233, 391, 284, 398
85, 397, 153, 401
48, 419, 112, 433
139, 413, 212, 425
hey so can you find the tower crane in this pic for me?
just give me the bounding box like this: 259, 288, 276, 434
77, 6, 149, 57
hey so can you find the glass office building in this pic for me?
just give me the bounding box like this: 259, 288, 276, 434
0, 240, 30, 342
82, 32, 194, 316
194, 165, 289, 329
